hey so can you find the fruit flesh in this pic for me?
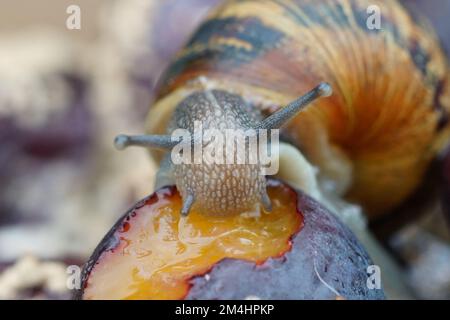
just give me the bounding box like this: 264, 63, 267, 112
83, 182, 303, 300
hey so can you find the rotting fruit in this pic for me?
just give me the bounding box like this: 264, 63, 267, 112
75, 179, 384, 300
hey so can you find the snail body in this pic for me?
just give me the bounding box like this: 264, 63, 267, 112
118, 0, 450, 218
117, 83, 332, 215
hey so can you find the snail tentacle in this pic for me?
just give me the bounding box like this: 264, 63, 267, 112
181, 193, 195, 216
114, 134, 177, 150
261, 188, 272, 212
256, 82, 332, 130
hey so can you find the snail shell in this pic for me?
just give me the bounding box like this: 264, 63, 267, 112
145, 0, 450, 217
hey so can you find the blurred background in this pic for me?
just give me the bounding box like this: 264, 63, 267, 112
0, 0, 448, 299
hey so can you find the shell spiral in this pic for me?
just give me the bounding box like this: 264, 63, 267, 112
146, 0, 450, 217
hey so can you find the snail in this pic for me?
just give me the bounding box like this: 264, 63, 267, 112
76, 0, 450, 300
115, 82, 332, 216
115, 0, 450, 218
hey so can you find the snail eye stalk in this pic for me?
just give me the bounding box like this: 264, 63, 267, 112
256, 82, 332, 130
114, 134, 177, 150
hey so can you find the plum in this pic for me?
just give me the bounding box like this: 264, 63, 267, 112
74, 179, 384, 300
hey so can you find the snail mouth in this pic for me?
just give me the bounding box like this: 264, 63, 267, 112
79, 179, 303, 300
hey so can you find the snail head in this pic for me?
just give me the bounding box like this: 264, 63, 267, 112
114, 82, 332, 216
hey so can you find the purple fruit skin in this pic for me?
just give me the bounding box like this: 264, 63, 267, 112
187, 191, 384, 300
75, 185, 385, 300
